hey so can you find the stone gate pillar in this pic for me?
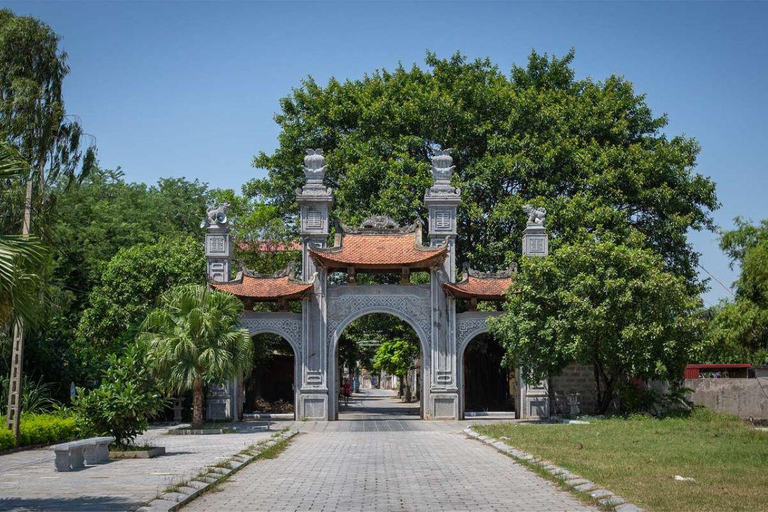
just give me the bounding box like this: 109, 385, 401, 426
519, 205, 551, 419
296, 149, 333, 420
202, 204, 241, 420
425, 150, 461, 419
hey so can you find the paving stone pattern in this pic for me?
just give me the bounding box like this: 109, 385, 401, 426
183, 428, 595, 512
0, 425, 274, 511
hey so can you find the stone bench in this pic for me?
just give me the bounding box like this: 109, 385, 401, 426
51, 436, 115, 471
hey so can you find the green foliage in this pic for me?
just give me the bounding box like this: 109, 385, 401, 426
700, 218, 768, 364
0, 375, 60, 415
489, 234, 703, 413
250, 50, 717, 285
210, 187, 299, 275
52, 168, 210, 289
0, 7, 88, 237
140, 284, 253, 426
0, 141, 46, 325
0, 412, 76, 452
373, 338, 420, 378
73, 343, 167, 448
72, 237, 205, 383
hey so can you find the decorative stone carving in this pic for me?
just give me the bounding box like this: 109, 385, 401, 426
360, 215, 399, 230
457, 316, 490, 353
240, 315, 302, 356
296, 148, 333, 197
425, 149, 461, 197
341, 216, 420, 235
303, 149, 327, 183
522, 204, 546, 225
326, 294, 431, 345
462, 262, 515, 280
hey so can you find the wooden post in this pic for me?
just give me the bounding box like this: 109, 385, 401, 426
348, 267, 356, 285
400, 267, 410, 285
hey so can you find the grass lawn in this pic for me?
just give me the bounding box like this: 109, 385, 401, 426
474, 409, 768, 512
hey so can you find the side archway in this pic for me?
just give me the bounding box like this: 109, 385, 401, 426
456, 312, 515, 418
240, 313, 302, 418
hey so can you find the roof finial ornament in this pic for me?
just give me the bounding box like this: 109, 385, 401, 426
426, 148, 460, 197
523, 204, 546, 226
360, 215, 400, 231
430, 148, 455, 184
303, 148, 326, 184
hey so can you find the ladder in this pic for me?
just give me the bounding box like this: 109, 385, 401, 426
6, 319, 24, 437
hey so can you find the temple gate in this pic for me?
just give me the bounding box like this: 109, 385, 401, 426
203, 149, 551, 421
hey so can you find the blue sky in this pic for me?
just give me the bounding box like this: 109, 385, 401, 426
6, 1, 768, 305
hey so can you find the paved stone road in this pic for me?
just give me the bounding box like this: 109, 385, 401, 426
0, 424, 274, 511
184, 391, 594, 512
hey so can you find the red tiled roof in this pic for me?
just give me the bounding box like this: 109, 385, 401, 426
211, 273, 313, 301
237, 241, 302, 253
310, 230, 446, 270
442, 274, 514, 301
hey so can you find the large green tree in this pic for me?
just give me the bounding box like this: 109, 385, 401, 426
140, 285, 253, 427
698, 218, 768, 364
0, 8, 89, 238
249, 51, 717, 285
72, 237, 206, 383
489, 234, 703, 413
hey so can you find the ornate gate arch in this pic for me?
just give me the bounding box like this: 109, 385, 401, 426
203, 149, 551, 421
325, 288, 432, 419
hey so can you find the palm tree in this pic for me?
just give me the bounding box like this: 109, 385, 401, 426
140, 284, 253, 427
0, 142, 46, 326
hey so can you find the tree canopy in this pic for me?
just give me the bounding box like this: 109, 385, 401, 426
249, 50, 717, 286
72, 236, 206, 383
489, 235, 703, 413
698, 218, 768, 364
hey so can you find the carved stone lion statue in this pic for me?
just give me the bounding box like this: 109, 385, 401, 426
523, 204, 546, 225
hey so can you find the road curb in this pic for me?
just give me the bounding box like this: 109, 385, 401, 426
137, 429, 297, 512
464, 427, 644, 511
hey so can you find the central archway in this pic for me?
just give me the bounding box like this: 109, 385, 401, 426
328, 308, 430, 421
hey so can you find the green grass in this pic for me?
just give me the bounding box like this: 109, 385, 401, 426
474, 409, 768, 512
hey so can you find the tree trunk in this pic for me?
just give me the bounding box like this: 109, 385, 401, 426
398, 376, 404, 399
192, 378, 204, 428
592, 361, 616, 414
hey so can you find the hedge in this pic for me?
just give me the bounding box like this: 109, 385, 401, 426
0, 413, 77, 452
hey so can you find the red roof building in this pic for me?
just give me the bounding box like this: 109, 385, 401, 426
210, 266, 314, 309
309, 220, 446, 272
442, 265, 516, 309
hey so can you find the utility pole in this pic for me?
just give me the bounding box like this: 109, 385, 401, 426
6, 178, 33, 439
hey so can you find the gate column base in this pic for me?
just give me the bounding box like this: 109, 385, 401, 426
299, 390, 329, 421
429, 389, 459, 420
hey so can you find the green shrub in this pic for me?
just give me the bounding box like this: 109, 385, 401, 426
0, 376, 61, 415
0, 413, 77, 451
74, 343, 168, 448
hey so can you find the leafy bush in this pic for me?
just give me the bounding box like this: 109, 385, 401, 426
0, 413, 76, 452
74, 343, 168, 448
0, 375, 61, 415
616, 381, 693, 417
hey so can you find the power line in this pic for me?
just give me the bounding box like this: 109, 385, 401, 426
697, 262, 736, 299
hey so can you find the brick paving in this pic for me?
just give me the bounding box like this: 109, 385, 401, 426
183, 428, 594, 512
184, 390, 594, 512
0, 391, 594, 511
0, 424, 274, 511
